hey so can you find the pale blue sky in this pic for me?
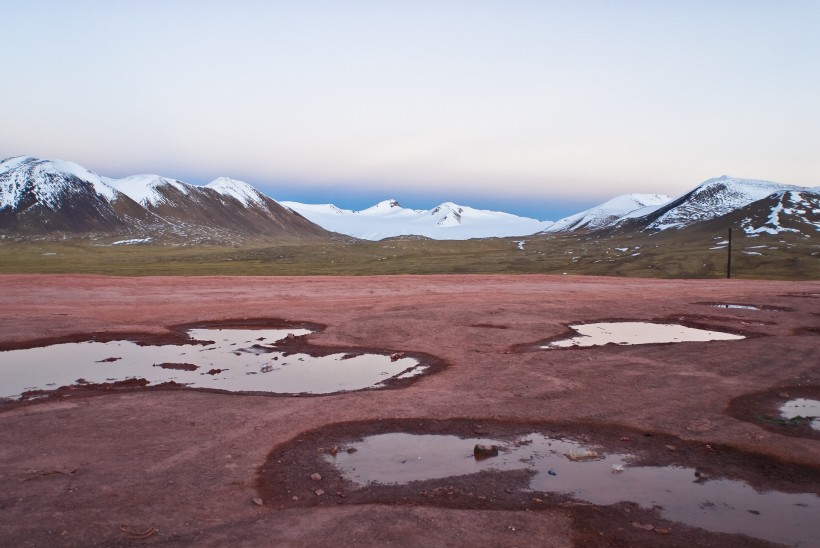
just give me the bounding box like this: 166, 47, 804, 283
2, 1, 818, 219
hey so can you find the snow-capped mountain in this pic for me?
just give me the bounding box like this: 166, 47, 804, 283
3, 156, 817, 243
734, 190, 820, 235
628, 176, 807, 231
543, 176, 818, 237
0, 156, 328, 240
542, 194, 671, 233
282, 199, 554, 240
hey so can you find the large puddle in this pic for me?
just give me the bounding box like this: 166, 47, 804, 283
0, 328, 427, 399
543, 322, 744, 348
781, 399, 820, 431
327, 433, 817, 546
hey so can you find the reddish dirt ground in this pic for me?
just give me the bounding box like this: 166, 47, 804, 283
0, 274, 818, 547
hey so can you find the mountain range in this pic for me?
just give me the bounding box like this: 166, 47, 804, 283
1, 156, 818, 242
0, 156, 328, 243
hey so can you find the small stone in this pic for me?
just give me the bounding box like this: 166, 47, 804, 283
347, 447, 357, 454
292, 496, 299, 501
654, 527, 671, 535
310, 473, 322, 481
665, 445, 676, 451
314, 489, 325, 496
778, 392, 790, 399
631, 522, 654, 531
619, 436, 631, 441
474, 444, 499, 458
252, 497, 263, 506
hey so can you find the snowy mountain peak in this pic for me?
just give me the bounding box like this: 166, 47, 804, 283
1, 156, 119, 209
206, 177, 266, 207
284, 199, 552, 240
0, 156, 330, 238
110, 175, 191, 207
544, 193, 671, 233
640, 176, 804, 231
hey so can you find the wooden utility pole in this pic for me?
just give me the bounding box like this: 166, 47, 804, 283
727, 228, 732, 279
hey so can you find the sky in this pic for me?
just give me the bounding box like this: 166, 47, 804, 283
2, 1, 819, 220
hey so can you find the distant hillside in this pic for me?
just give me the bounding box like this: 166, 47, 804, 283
281, 199, 553, 240
0, 156, 331, 243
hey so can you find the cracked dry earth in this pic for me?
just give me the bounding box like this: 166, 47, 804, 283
0, 274, 818, 547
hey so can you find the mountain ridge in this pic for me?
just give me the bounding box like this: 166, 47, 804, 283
0, 156, 329, 242
2, 156, 818, 242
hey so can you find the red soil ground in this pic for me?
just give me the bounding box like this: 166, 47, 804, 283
0, 274, 818, 547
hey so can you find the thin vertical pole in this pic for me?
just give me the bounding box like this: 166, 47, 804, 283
727, 228, 732, 279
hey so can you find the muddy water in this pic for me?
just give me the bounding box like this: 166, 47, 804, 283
781, 398, 820, 431
0, 328, 425, 398
543, 322, 745, 348
328, 433, 817, 546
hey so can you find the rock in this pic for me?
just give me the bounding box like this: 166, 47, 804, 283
473, 444, 499, 458
565, 450, 601, 461
314, 489, 325, 496
631, 522, 654, 531
252, 497, 263, 506
310, 472, 322, 481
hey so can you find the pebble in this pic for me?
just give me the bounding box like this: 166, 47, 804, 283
252, 497, 263, 506
310, 472, 322, 481
315, 489, 325, 496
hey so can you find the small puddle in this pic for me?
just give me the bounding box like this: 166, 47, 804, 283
543, 322, 744, 348
711, 304, 760, 310
327, 433, 817, 546
780, 399, 820, 431
0, 328, 427, 398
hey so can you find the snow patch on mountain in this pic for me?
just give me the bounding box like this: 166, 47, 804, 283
110, 175, 191, 207
282, 199, 553, 240
206, 177, 266, 207
741, 190, 820, 235
544, 193, 671, 233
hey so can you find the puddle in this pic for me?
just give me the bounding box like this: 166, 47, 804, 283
327, 432, 817, 546
728, 386, 820, 440
543, 322, 744, 348
780, 399, 820, 431
0, 328, 427, 398
711, 304, 760, 310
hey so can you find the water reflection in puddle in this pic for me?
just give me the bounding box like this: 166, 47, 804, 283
328, 433, 817, 546
0, 328, 425, 398
543, 322, 744, 348
780, 399, 820, 431
712, 304, 760, 310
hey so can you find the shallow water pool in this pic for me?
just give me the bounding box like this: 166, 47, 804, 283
543, 322, 744, 348
328, 432, 817, 546
0, 328, 425, 398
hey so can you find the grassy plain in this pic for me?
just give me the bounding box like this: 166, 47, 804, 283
1, 229, 817, 279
